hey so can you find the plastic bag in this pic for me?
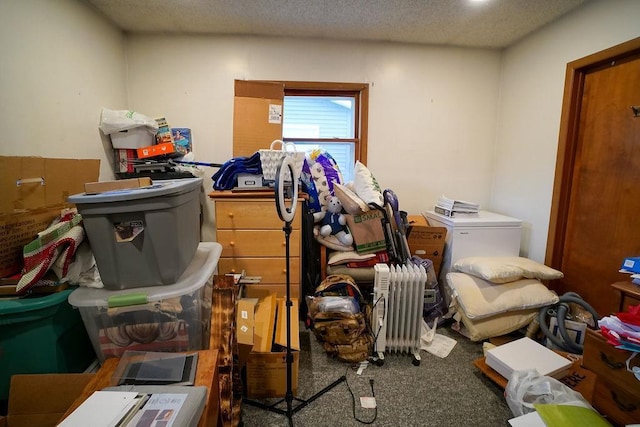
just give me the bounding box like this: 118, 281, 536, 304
99, 108, 159, 135
505, 369, 591, 417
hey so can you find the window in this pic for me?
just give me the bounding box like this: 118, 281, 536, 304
280, 82, 368, 183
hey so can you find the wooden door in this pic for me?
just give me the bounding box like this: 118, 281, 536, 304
546, 38, 640, 316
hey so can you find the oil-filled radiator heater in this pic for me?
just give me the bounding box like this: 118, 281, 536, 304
372, 263, 429, 366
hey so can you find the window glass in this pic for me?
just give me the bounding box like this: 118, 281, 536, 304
283, 95, 356, 181
288, 141, 355, 183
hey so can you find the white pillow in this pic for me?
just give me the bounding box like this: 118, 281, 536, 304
446, 272, 559, 320
352, 161, 384, 206
453, 306, 539, 342
453, 256, 564, 284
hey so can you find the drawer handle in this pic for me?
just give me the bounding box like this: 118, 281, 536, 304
229, 241, 235, 247
611, 390, 637, 412
228, 212, 234, 218
230, 269, 236, 273
282, 269, 287, 274
600, 352, 625, 370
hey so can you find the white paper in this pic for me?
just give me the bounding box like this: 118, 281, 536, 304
268, 104, 282, 124
508, 411, 545, 427
360, 396, 377, 409
58, 391, 140, 427
421, 333, 457, 358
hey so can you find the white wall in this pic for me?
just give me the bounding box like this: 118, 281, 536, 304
493, 0, 640, 261
3, 0, 639, 260
125, 35, 501, 240
0, 0, 126, 181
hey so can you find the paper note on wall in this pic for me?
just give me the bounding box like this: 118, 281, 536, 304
269, 104, 282, 124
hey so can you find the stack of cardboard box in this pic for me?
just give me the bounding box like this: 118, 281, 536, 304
236, 290, 300, 398
406, 215, 447, 275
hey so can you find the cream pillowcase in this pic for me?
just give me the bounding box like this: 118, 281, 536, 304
453, 306, 539, 342
446, 272, 559, 320
453, 256, 564, 284
352, 161, 384, 206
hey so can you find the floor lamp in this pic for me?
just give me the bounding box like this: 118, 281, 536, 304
243, 155, 346, 427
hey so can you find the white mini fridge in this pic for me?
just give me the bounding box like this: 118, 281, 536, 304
423, 210, 522, 304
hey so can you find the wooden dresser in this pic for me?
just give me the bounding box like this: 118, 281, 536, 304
582, 282, 640, 426
209, 191, 302, 300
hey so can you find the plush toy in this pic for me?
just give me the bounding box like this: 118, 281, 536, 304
318, 195, 353, 247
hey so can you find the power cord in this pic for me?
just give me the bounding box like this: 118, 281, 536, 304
369, 294, 386, 361
344, 367, 378, 425
370, 295, 386, 343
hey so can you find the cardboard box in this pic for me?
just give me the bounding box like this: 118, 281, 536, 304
236, 293, 299, 399
113, 149, 136, 174
171, 128, 192, 156
0, 156, 100, 277
233, 80, 283, 157
136, 142, 177, 159
253, 294, 277, 353
1, 373, 94, 427
83, 177, 152, 194
406, 215, 447, 275
274, 297, 300, 351
344, 210, 386, 254
245, 351, 299, 399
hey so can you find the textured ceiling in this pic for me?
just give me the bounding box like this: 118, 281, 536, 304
83, 0, 590, 49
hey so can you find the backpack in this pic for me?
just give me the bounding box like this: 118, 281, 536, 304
310, 275, 373, 362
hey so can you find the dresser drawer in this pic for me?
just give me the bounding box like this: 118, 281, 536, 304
218, 257, 300, 284
583, 329, 640, 397
217, 229, 300, 257
243, 283, 300, 300
215, 200, 301, 229
592, 378, 640, 426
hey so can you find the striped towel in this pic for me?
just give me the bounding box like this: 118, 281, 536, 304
16, 212, 85, 294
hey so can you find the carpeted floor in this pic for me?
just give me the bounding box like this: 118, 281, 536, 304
240, 323, 514, 427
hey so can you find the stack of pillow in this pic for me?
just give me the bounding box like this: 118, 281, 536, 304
446, 257, 563, 341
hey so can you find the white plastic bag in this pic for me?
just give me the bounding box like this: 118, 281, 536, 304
99, 108, 159, 135
505, 369, 591, 417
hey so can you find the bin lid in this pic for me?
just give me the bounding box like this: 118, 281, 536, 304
67, 177, 203, 204
68, 242, 222, 308
0, 288, 74, 316
423, 210, 522, 227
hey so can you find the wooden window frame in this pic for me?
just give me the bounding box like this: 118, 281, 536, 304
266, 81, 369, 165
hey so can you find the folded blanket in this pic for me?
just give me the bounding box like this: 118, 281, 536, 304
16, 212, 84, 294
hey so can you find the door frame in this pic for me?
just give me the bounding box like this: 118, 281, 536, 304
545, 37, 640, 270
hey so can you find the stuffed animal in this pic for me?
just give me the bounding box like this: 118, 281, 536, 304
318, 195, 353, 247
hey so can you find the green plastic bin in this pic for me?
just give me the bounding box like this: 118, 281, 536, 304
0, 288, 95, 414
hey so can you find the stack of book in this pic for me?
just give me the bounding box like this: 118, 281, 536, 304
434, 195, 480, 217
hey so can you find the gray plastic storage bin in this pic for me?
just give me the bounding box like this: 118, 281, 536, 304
68, 178, 203, 290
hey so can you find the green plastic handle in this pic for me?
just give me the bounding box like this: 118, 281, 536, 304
107, 293, 148, 308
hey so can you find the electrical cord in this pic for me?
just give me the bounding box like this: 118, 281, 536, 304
344, 367, 378, 425
370, 295, 386, 354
